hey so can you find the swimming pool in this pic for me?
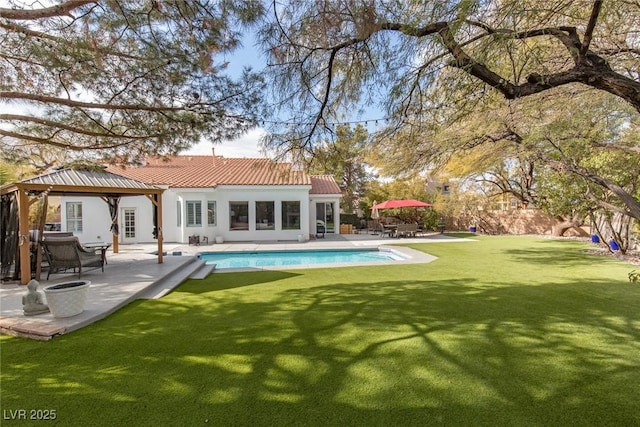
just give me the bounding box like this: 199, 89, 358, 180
197, 248, 406, 270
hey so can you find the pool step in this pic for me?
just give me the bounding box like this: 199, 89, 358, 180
137, 259, 206, 300
189, 263, 216, 279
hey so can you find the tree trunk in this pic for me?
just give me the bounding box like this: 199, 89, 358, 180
551, 215, 585, 237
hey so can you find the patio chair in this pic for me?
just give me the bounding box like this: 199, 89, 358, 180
396, 223, 418, 238
42, 236, 104, 280
29, 231, 75, 275
375, 224, 395, 238
367, 220, 378, 234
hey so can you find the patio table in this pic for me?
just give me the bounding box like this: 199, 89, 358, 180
83, 242, 112, 264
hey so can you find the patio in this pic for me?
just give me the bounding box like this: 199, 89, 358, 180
0, 233, 465, 340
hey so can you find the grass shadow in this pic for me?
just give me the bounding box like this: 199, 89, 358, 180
3, 272, 639, 426
175, 270, 302, 293
2, 236, 639, 426
504, 239, 624, 267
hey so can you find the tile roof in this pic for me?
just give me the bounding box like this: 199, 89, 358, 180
106, 155, 313, 188
310, 175, 342, 194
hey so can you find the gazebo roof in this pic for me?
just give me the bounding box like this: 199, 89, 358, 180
1, 168, 162, 197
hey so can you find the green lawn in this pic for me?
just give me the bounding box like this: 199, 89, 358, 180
2, 236, 639, 426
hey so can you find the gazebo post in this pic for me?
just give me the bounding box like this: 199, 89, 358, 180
146, 193, 164, 264
112, 233, 119, 253
17, 188, 31, 285
102, 195, 120, 254
34, 195, 49, 281
156, 192, 163, 264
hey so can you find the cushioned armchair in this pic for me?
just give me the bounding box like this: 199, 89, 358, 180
42, 237, 104, 280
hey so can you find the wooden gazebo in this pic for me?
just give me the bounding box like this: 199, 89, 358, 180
0, 168, 164, 285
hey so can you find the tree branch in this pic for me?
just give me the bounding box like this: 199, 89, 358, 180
439, 24, 640, 112
0, 129, 132, 150
591, 142, 640, 154
466, 21, 582, 57
0, 21, 59, 42
0, 0, 96, 20
0, 114, 163, 140
542, 154, 640, 220
0, 21, 146, 61
579, 0, 603, 60
0, 91, 186, 112
585, 189, 635, 218
596, 47, 640, 56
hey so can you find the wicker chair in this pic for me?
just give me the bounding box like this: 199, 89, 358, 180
42, 237, 104, 280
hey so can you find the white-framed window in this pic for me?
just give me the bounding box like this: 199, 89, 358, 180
282, 201, 300, 230
256, 201, 275, 230
66, 202, 82, 232
176, 201, 182, 226
207, 201, 216, 226
186, 200, 202, 227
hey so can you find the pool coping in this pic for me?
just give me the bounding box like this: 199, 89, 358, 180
202, 245, 437, 273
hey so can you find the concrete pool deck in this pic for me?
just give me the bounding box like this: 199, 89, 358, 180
0, 233, 473, 340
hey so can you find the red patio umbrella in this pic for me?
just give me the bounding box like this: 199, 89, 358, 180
371, 199, 432, 210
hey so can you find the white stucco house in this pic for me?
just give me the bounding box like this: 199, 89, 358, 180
60, 154, 342, 244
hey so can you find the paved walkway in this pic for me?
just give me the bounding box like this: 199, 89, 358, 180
0, 233, 470, 340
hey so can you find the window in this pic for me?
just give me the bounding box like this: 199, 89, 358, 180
176, 201, 181, 226
255, 201, 275, 230
282, 201, 300, 230
207, 201, 217, 225
229, 202, 249, 230
186, 201, 201, 227
66, 202, 83, 232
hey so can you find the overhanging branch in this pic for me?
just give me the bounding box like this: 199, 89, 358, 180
0, 114, 163, 140
0, 0, 96, 20
438, 23, 640, 112
1, 92, 186, 112
0, 129, 134, 150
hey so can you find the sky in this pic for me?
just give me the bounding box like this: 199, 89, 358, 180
186, 128, 266, 158
185, 34, 266, 158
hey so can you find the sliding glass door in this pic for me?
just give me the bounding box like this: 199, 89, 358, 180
315, 202, 334, 233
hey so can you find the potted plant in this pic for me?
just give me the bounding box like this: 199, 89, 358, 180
44, 281, 90, 318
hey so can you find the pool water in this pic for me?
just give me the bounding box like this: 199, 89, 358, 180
198, 249, 404, 269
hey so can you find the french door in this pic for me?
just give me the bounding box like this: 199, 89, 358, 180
121, 208, 137, 243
